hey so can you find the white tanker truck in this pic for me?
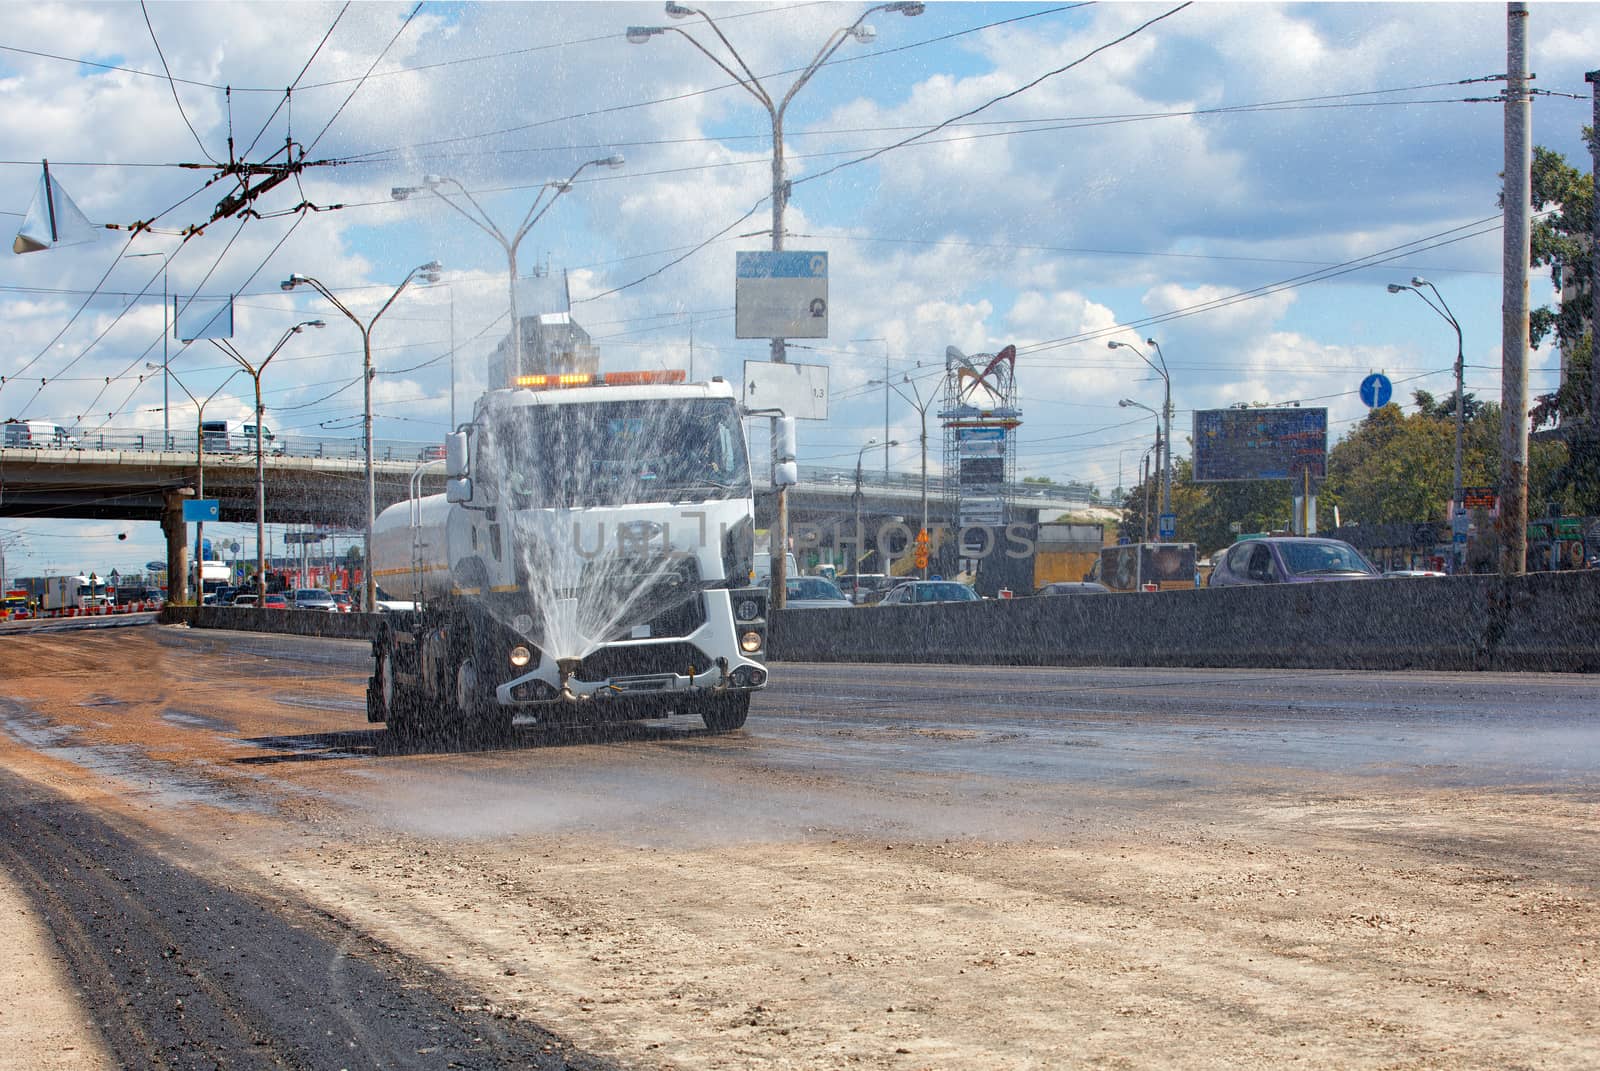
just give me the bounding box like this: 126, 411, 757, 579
365, 370, 769, 740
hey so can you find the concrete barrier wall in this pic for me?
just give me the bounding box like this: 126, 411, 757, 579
769, 571, 1600, 672
161, 605, 381, 642
162, 572, 1600, 673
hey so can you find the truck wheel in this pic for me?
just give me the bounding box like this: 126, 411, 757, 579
374, 632, 426, 740
453, 649, 514, 742
697, 692, 750, 733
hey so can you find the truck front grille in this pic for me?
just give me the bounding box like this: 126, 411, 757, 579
576, 642, 711, 682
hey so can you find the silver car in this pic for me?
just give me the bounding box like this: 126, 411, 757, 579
288, 588, 339, 612
784, 577, 853, 609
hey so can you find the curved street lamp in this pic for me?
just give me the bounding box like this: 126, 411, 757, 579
393, 157, 622, 381
211, 321, 326, 600
868, 373, 936, 577
629, 0, 922, 607
1388, 277, 1465, 570
281, 263, 442, 611
853, 438, 898, 598
1109, 338, 1174, 535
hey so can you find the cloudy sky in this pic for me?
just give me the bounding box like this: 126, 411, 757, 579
1, 1, 1595, 577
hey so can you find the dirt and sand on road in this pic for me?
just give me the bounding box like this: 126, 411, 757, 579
0, 625, 1596, 1069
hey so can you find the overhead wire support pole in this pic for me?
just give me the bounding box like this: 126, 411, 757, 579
1587, 67, 1600, 438
1500, 1, 1531, 577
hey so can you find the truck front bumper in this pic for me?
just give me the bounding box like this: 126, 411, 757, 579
493, 589, 768, 707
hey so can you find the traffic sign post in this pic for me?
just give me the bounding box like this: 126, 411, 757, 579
1359, 372, 1394, 409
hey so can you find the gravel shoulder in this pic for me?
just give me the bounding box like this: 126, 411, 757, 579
0, 626, 1595, 1069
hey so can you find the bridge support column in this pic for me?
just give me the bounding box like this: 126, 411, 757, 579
162, 488, 192, 604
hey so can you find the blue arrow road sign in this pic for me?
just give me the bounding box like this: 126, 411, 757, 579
1359, 373, 1393, 408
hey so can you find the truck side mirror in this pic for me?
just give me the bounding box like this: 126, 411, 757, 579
445, 431, 469, 478
446, 476, 473, 503
774, 461, 799, 487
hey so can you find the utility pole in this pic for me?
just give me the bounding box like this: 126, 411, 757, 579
1499, 2, 1532, 576
1587, 68, 1600, 434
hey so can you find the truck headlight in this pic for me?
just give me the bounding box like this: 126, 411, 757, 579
509, 645, 532, 668
736, 597, 761, 622
739, 630, 763, 653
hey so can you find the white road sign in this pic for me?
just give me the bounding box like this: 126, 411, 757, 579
735, 251, 828, 339
743, 360, 829, 420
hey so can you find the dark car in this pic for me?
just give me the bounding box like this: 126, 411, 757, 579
1036, 581, 1112, 596
1207, 537, 1380, 587
877, 580, 981, 606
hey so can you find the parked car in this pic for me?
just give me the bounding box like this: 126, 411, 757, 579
260, 593, 288, 609
877, 580, 981, 606
836, 573, 893, 604
232, 594, 258, 607
331, 591, 353, 612
783, 576, 853, 609
288, 588, 339, 612
1036, 581, 1112, 596
1207, 537, 1380, 587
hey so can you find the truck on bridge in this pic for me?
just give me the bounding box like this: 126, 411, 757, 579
365, 370, 769, 741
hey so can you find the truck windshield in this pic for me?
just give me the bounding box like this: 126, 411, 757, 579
495, 398, 750, 507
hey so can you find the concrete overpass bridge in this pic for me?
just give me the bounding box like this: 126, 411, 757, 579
1, 430, 1100, 593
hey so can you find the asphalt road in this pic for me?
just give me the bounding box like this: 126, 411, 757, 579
2, 624, 1597, 1068
46, 626, 1600, 843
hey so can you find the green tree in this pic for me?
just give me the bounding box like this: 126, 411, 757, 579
1120, 458, 1292, 557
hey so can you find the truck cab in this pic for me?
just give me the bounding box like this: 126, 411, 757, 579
367, 371, 769, 741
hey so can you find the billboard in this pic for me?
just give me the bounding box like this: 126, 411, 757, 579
735, 251, 828, 339
1192, 407, 1327, 482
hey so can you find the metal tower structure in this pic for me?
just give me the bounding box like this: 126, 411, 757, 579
940, 344, 1021, 550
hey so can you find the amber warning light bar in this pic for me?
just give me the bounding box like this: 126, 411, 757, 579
514, 370, 687, 389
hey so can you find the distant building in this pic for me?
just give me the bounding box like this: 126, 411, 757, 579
485, 270, 601, 387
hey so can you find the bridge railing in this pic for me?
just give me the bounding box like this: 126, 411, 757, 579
757, 464, 1100, 506
6, 429, 441, 464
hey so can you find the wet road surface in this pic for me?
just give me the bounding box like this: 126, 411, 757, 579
1, 623, 1596, 1069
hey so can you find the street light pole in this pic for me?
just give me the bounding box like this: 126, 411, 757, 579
166, 367, 245, 604
870, 372, 936, 577
855, 337, 891, 481
1109, 339, 1173, 532
1118, 397, 1161, 537
393, 158, 622, 383
852, 438, 898, 598
629, 1, 923, 609
1388, 278, 1465, 571
281, 264, 442, 611
211, 321, 326, 600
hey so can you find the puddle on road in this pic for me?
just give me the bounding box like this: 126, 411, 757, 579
2, 705, 269, 814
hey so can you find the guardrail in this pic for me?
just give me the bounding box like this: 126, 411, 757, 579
1, 430, 440, 463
